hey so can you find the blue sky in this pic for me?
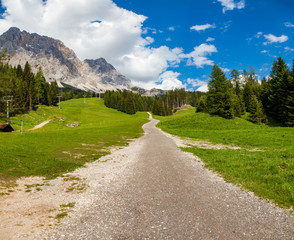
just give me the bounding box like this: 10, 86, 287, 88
0, 0, 293, 91
114, 0, 294, 90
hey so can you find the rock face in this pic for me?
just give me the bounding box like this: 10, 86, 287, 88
0, 27, 131, 92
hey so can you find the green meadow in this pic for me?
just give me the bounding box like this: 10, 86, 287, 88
0, 98, 148, 180
156, 109, 294, 208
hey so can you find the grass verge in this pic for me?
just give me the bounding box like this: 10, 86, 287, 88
155, 109, 294, 208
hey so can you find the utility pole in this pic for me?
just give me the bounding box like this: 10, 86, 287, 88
57, 95, 63, 109
3, 96, 13, 124
21, 120, 23, 135
83, 93, 86, 103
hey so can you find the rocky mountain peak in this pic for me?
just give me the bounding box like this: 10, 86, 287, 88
0, 27, 131, 92
84, 58, 115, 74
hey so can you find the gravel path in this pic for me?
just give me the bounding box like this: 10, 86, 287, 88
47, 115, 294, 240
30, 120, 51, 130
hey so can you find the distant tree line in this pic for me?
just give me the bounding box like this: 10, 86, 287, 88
197, 57, 294, 126
104, 89, 204, 116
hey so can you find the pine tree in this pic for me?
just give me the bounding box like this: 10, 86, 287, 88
35, 67, 48, 105
267, 57, 291, 124
206, 64, 234, 119
230, 69, 242, 96
285, 60, 294, 126
152, 99, 160, 115
232, 94, 243, 117
196, 97, 206, 112
243, 82, 254, 112
49, 81, 59, 106
249, 95, 267, 124
125, 95, 136, 114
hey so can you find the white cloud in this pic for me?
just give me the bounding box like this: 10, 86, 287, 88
190, 24, 216, 32
285, 22, 294, 28
255, 32, 263, 38
197, 84, 208, 92
187, 78, 207, 88
117, 46, 183, 84
285, 46, 294, 52
221, 67, 230, 73
132, 71, 185, 90
168, 26, 175, 31
0, 0, 219, 90
142, 27, 157, 34
158, 71, 186, 90
0, 0, 190, 90
166, 37, 172, 42
216, 0, 245, 13
261, 50, 269, 54
0, 0, 147, 61
145, 36, 154, 44
185, 43, 218, 68
206, 37, 215, 42
263, 34, 289, 45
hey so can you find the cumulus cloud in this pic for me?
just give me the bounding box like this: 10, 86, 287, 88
0, 0, 219, 90
132, 71, 185, 90
185, 44, 218, 68
0, 0, 146, 61
168, 26, 175, 31
216, 0, 245, 13
0, 0, 190, 90
197, 84, 209, 92
190, 23, 215, 32
263, 34, 289, 45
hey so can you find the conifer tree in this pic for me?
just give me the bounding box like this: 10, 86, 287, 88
249, 95, 267, 124
267, 57, 291, 124
230, 69, 242, 96
35, 67, 48, 105
243, 82, 254, 112
196, 97, 206, 112
285, 60, 294, 126
206, 64, 234, 119
49, 81, 59, 106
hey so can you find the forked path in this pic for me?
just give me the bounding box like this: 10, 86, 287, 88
49, 115, 294, 239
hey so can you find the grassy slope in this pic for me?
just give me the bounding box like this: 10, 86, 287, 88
0, 99, 148, 180
156, 109, 294, 208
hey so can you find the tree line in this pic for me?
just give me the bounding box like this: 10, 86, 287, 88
104, 89, 204, 116
198, 57, 294, 126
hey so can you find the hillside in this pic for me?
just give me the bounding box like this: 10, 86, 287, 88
0, 98, 148, 180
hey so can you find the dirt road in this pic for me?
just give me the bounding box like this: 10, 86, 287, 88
48, 115, 294, 239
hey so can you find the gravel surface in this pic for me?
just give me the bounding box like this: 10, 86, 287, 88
30, 120, 51, 130
45, 115, 294, 240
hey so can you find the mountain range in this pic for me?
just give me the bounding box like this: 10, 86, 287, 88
0, 27, 131, 92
